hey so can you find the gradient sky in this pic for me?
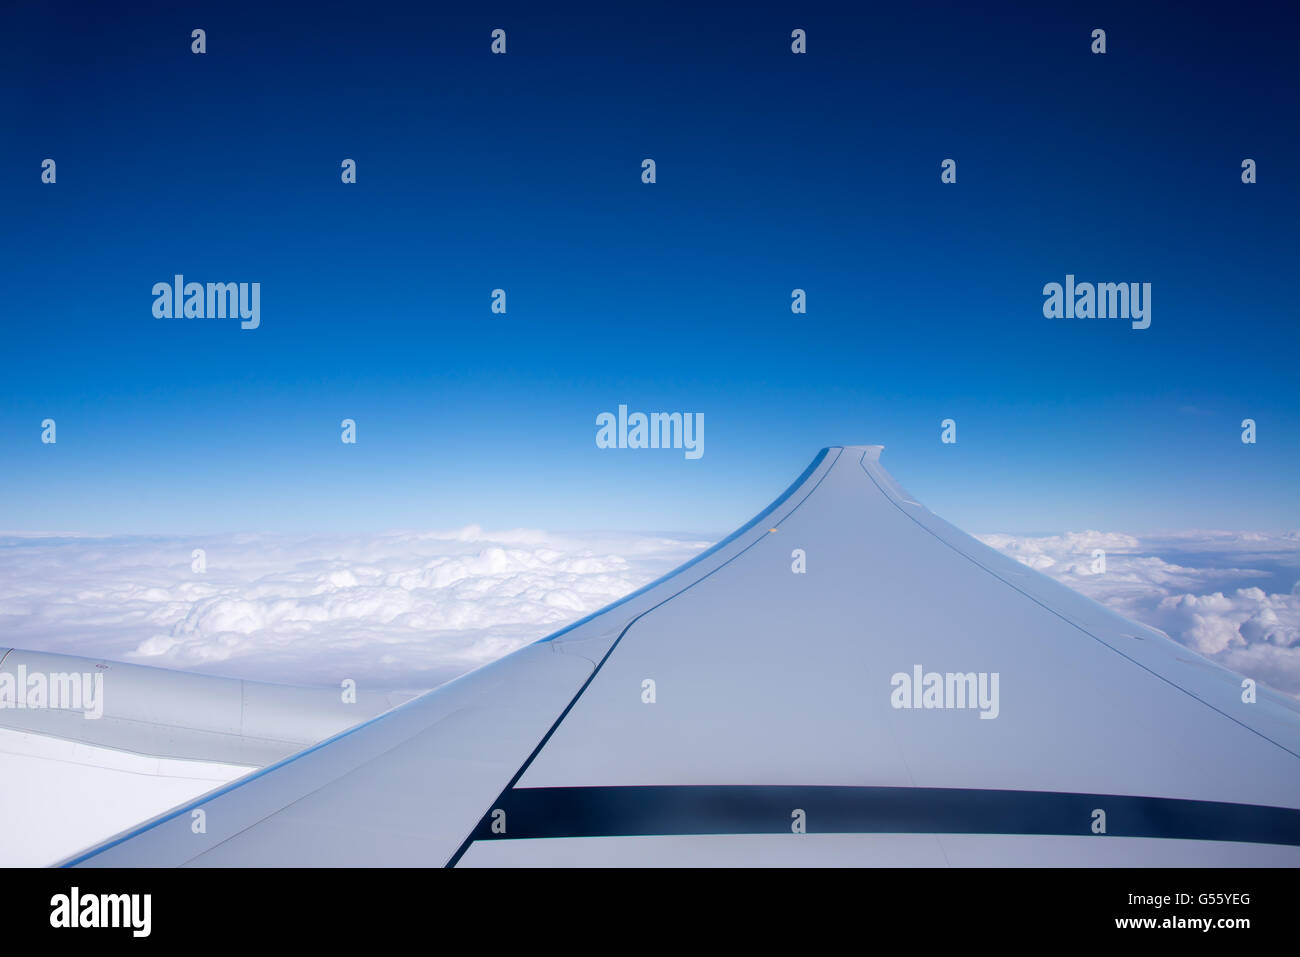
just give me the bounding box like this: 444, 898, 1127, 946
1, 0, 1296, 537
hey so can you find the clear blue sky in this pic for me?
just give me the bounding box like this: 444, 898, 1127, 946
1, 0, 1296, 536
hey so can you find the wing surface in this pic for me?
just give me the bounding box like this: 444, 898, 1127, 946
63, 447, 1300, 866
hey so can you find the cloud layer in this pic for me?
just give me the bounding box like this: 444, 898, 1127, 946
978, 530, 1300, 696
0, 528, 709, 692
1, 527, 1296, 698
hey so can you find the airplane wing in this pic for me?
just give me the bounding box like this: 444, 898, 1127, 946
0, 648, 411, 866
55, 446, 1300, 866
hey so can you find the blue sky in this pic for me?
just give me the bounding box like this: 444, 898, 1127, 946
1, 0, 1296, 536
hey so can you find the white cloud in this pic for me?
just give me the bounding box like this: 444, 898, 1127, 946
0, 528, 709, 692
978, 530, 1300, 697
2, 526, 1297, 700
